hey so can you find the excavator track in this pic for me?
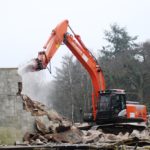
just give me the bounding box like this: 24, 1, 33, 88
92, 123, 146, 135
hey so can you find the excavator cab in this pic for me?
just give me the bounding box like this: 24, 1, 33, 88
96, 89, 126, 124
83, 89, 126, 123
96, 89, 147, 125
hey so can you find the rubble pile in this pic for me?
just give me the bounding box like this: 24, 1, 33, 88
20, 95, 150, 149
22, 95, 83, 144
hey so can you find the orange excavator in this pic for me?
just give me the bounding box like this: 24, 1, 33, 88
32, 20, 147, 126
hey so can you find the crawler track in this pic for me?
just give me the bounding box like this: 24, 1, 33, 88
96, 123, 146, 134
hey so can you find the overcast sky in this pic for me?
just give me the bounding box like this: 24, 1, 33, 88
0, 0, 150, 71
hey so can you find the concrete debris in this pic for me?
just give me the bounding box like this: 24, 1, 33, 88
83, 132, 101, 143
35, 118, 50, 134
47, 128, 83, 144
74, 122, 92, 130
22, 95, 47, 116
31, 139, 44, 145
20, 95, 150, 149
47, 109, 64, 122
130, 129, 150, 140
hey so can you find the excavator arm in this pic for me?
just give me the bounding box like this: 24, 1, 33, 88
34, 20, 106, 120
35, 20, 68, 70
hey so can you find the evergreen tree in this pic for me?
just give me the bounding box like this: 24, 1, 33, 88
103, 24, 138, 56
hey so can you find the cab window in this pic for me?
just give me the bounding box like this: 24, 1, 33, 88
99, 95, 110, 111
111, 94, 126, 111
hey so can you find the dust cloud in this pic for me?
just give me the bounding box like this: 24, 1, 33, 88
18, 59, 37, 74
18, 60, 53, 107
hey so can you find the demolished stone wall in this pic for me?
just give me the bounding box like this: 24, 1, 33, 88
0, 68, 36, 145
